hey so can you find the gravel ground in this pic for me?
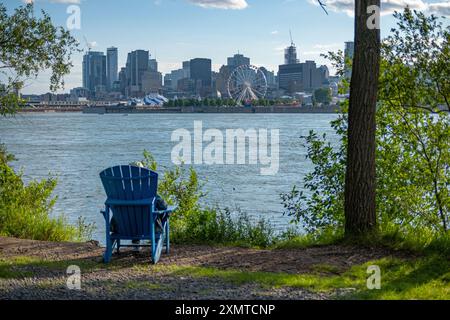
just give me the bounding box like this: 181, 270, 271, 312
0, 236, 407, 300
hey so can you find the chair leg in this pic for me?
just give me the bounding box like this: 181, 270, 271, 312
103, 207, 113, 263
165, 218, 170, 254
103, 236, 113, 263
116, 239, 121, 254
150, 215, 156, 264
153, 234, 163, 265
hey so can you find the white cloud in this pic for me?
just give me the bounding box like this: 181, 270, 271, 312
187, 0, 248, 10
427, 2, 450, 16
25, 0, 249, 9
307, 0, 449, 17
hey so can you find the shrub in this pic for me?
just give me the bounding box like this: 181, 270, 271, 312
136, 150, 279, 248
0, 144, 94, 242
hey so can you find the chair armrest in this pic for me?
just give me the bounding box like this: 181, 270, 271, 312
154, 205, 177, 216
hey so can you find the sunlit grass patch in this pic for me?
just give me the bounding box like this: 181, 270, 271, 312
346, 255, 450, 300
0, 256, 37, 279
136, 255, 449, 300
0, 255, 107, 279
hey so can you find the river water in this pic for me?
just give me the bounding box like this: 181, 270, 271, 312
0, 113, 339, 241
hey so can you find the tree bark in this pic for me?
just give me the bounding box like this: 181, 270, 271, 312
344, 0, 381, 236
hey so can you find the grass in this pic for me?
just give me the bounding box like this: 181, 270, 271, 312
0, 148, 95, 242
1, 225, 449, 300
272, 229, 344, 250
171, 207, 279, 249
0, 256, 36, 279
139, 255, 449, 300
1, 247, 449, 300
0, 255, 113, 279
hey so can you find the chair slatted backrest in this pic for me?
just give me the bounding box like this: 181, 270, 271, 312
100, 165, 158, 237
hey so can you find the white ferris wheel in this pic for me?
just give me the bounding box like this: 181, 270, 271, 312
227, 65, 268, 105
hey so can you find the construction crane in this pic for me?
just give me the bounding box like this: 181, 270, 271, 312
83, 36, 92, 54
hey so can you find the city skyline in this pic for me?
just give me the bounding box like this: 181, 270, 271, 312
6, 0, 449, 94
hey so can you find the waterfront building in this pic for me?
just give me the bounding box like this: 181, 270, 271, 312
284, 42, 299, 65
216, 65, 232, 97
319, 65, 330, 82
259, 67, 277, 88
345, 41, 355, 59
190, 58, 212, 96
302, 60, 323, 91
118, 67, 127, 96
227, 53, 250, 69
278, 61, 324, 94
278, 37, 325, 94
106, 47, 118, 91
344, 41, 354, 79
177, 77, 195, 94
182, 61, 190, 78
125, 50, 150, 96
166, 69, 185, 91
70, 87, 89, 101
278, 63, 303, 93
149, 58, 158, 72
163, 74, 172, 89
82, 51, 107, 94
142, 70, 163, 94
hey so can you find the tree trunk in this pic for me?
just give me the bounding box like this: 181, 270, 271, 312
344, 0, 381, 236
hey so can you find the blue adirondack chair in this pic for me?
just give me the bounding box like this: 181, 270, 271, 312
99, 165, 175, 264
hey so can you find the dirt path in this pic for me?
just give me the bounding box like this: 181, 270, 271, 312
0, 237, 408, 300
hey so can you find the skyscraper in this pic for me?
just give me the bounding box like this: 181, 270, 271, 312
284, 41, 299, 65
227, 53, 250, 69
319, 65, 330, 83
166, 69, 184, 91
118, 67, 127, 95
149, 58, 158, 72
278, 63, 303, 92
301, 60, 322, 91
190, 58, 212, 96
344, 41, 355, 59
344, 41, 354, 79
278, 55, 323, 94
106, 47, 118, 91
125, 50, 150, 96
182, 61, 190, 78
278, 37, 302, 93
82, 51, 107, 93
216, 65, 232, 97
142, 70, 162, 93
259, 67, 277, 88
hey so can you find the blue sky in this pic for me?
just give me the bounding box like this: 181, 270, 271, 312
5, 0, 449, 94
